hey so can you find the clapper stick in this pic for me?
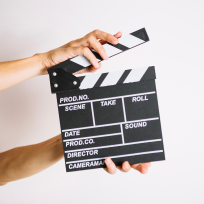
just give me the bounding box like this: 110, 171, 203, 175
47, 28, 165, 172
48, 28, 149, 93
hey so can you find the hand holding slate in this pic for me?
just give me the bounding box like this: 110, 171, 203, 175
0, 30, 151, 185
0, 29, 119, 91
104, 158, 151, 174
39, 30, 122, 75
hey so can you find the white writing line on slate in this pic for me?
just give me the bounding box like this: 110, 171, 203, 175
64, 138, 162, 153
62, 117, 159, 132
120, 124, 125, 144
121, 97, 127, 122
66, 150, 164, 164
90, 101, 96, 126
59, 91, 156, 106
63, 132, 121, 142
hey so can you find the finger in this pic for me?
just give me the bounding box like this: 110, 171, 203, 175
104, 158, 117, 174
64, 30, 119, 49
114, 31, 122, 39
73, 62, 102, 75
90, 29, 119, 45
89, 37, 109, 60
131, 163, 149, 174
69, 46, 99, 69
65, 46, 100, 69
144, 162, 151, 167
86, 62, 102, 72
61, 31, 122, 49
82, 47, 101, 69
122, 161, 131, 172
99, 31, 122, 45
117, 161, 131, 172
139, 165, 148, 174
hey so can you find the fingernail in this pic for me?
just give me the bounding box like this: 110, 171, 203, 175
124, 162, 129, 170
113, 37, 118, 41
106, 158, 111, 164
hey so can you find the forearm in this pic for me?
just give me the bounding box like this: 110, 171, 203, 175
0, 134, 63, 185
0, 54, 45, 91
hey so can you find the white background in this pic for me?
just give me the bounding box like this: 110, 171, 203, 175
0, 0, 204, 203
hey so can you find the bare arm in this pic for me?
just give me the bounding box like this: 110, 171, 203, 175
0, 134, 63, 185
0, 29, 120, 92
0, 55, 44, 91
0, 134, 150, 185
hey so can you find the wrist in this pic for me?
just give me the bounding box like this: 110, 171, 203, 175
32, 53, 49, 76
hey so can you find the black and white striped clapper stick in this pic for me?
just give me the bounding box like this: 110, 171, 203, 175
69, 28, 148, 71
48, 28, 149, 93
77, 66, 155, 90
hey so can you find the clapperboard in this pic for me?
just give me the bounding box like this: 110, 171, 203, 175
48, 28, 165, 172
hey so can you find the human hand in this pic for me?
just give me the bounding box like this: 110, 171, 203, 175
40, 30, 122, 75
104, 158, 151, 174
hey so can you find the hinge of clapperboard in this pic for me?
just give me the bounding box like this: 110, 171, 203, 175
47, 28, 149, 93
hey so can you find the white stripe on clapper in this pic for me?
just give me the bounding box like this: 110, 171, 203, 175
119, 34, 145, 48
102, 44, 122, 57
79, 73, 102, 89
123, 67, 149, 83
71, 55, 101, 67
100, 70, 125, 87
70, 56, 91, 67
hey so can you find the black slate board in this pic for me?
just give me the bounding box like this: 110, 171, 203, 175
56, 68, 165, 172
